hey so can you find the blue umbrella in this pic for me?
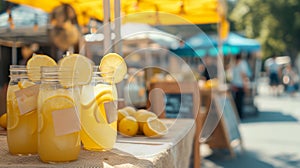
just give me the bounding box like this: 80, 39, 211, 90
223, 33, 261, 52
208, 45, 240, 56
170, 32, 261, 57
170, 33, 215, 57
170, 46, 196, 57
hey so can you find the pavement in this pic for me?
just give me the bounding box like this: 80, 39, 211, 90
201, 78, 300, 168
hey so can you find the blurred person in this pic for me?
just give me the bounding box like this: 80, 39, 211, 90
197, 64, 205, 77
282, 64, 299, 96
241, 59, 252, 79
265, 55, 282, 96
231, 54, 249, 119
20, 43, 39, 65
20, 44, 33, 65
202, 56, 218, 80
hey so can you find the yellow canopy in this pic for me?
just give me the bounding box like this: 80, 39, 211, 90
7, 0, 108, 26
7, 0, 229, 44
121, 0, 224, 25
8, 0, 226, 26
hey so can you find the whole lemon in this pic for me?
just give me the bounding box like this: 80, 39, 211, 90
0, 113, 7, 129
118, 116, 138, 137
117, 109, 129, 125
118, 109, 129, 130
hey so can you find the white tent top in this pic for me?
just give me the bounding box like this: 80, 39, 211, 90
0, 5, 49, 45
0, 5, 48, 28
84, 23, 179, 49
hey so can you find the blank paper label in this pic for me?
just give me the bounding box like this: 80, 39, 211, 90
104, 101, 117, 124
15, 84, 39, 115
52, 107, 81, 136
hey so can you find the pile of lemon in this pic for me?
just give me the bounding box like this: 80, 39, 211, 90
0, 113, 7, 129
117, 106, 168, 138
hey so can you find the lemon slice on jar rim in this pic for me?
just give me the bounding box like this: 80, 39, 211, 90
58, 54, 94, 87
26, 54, 57, 82
99, 53, 127, 84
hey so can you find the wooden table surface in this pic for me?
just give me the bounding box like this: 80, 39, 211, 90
0, 119, 195, 168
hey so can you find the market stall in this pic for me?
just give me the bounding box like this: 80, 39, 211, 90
1, 1, 231, 168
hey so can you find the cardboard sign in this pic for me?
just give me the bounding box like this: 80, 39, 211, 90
104, 101, 117, 124
52, 107, 81, 136
15, 85, 39, 115
204, 93, 243, 158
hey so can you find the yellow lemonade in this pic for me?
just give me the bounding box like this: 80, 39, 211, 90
80, 83, 118, 151
80, 53, 126, 151
7, 84, 37, 155
38, 92, 81, 163
38, 66, 81, 163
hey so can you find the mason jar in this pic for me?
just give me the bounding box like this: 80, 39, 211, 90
7, 65, 39, 155
80, 66, 118, 151
37, 66, 81, 163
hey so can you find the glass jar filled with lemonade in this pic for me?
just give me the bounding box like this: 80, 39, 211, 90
7, 65, 39, 155
38, 66, 81, 163
80, 66, 118, 151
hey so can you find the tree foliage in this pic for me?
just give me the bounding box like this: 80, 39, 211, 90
230, 0, 300, 59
